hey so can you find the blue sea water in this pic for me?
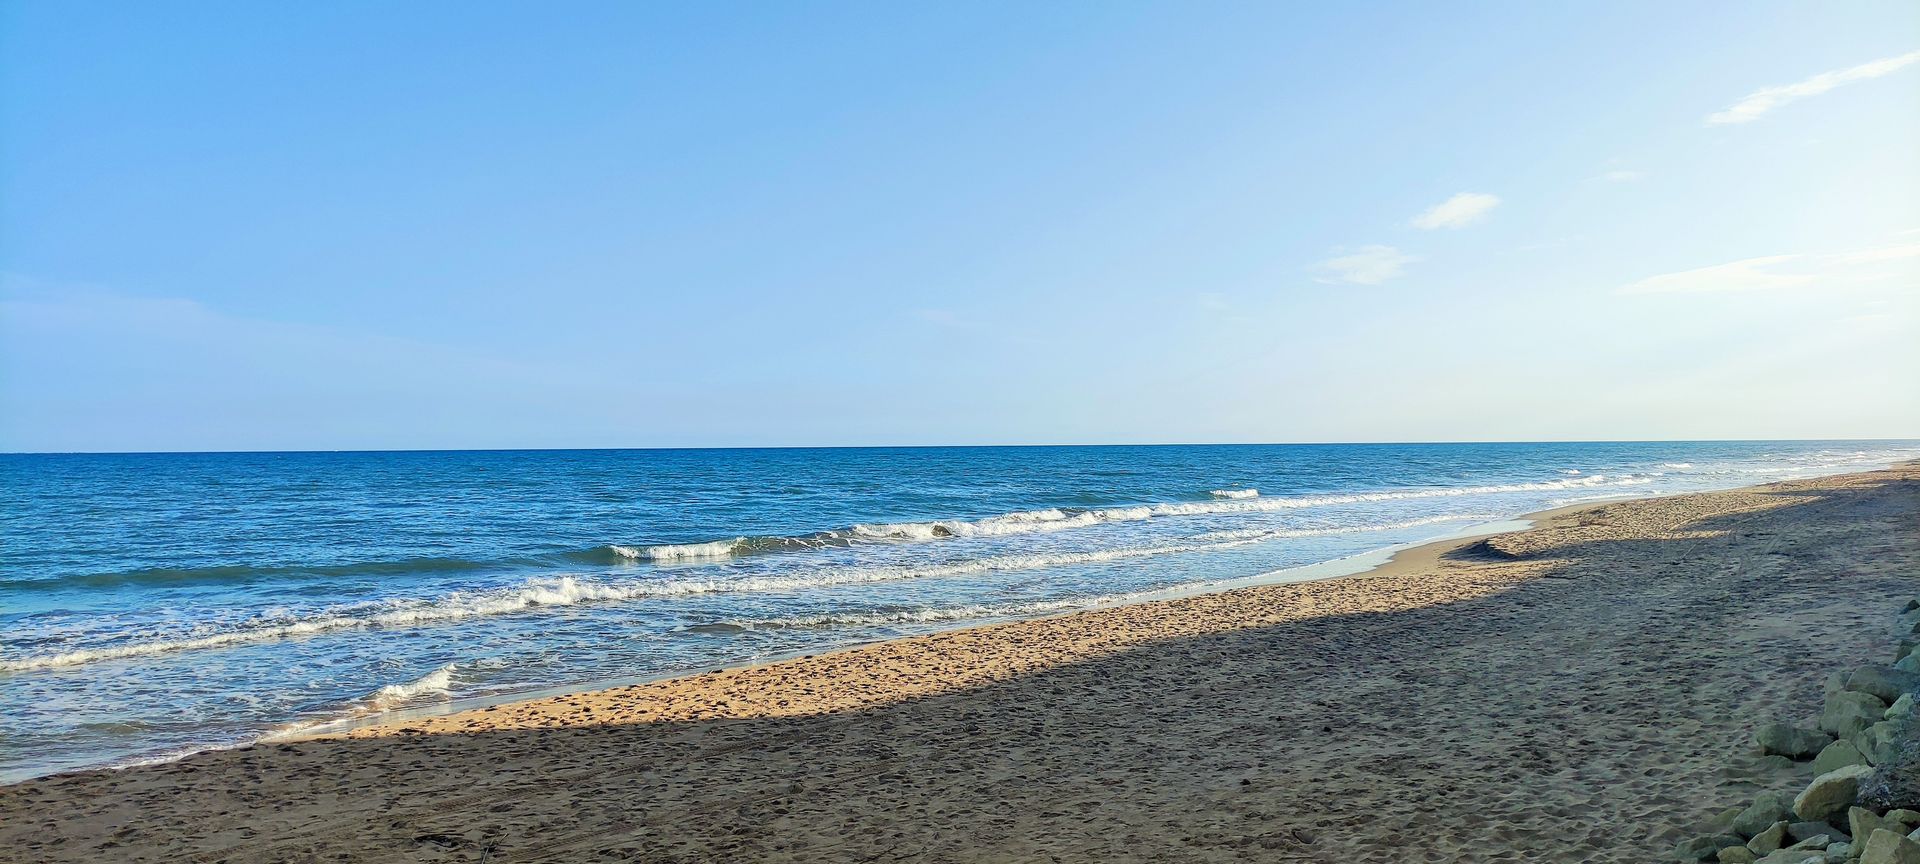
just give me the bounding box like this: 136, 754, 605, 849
1, 441, 1914, 781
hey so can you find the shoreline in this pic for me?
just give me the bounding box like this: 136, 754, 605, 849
308, 490, 1686, 745
5, 464, 1916, 863
279, 499, 1610, 742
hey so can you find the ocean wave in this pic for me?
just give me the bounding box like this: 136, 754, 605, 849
0, 515, 1484, 672
593, 474, 1651, 564
611, 539, 749, 562
367, 664, 456, 710
0, 556, 504, 594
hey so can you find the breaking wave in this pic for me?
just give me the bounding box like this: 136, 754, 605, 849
367, 664, 456, 710
611, 539, 749, 562
595, 474, 1650, 562
0, 515, 1483, 672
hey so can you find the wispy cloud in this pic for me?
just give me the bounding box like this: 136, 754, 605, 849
1315, 245, 1417, 285
1707, 49, 1920, 125
1616, 255, 1812, 294
1616, 240, 1920, 295
1411, 192, 1500, 230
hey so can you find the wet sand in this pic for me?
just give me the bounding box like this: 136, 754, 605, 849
3, 465, 1915, 863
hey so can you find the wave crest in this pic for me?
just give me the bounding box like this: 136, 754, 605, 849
367, 664, 456, 710
0, 515, 1486, 672
597, 474, 1650, 564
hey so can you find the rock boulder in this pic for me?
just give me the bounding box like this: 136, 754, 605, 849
1758, 724, 1834, 760
1825, 692, 1891, 738
1860, 828, 1920, 864
1850, 667, 1920, 704
1813, 739, 1869, 775
1795, 765, 1877, 821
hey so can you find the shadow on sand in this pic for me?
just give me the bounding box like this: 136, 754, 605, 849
2, 472, 1915, 864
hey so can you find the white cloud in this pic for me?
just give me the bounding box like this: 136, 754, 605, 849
1616, 241, 1920, 295
1616, 255, 1813, 294
1707, 49, 1920, 125
1315, 245, 1417, 285
1411, 192, 1500, 230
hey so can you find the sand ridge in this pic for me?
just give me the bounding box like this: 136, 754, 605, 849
1, 466, 1915, 862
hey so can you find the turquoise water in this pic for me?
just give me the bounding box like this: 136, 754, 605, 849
2, 441, 1914, 781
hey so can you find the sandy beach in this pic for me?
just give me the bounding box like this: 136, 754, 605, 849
3, 465, 1915, 863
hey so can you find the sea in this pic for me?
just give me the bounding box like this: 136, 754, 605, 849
2, 441, 1915, 782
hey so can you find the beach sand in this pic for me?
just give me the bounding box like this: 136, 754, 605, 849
3, 466, 1916, 863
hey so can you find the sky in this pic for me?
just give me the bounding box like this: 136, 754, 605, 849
2, 1, 1916, 452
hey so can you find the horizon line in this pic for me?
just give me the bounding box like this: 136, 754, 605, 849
4, 436, 1917, 457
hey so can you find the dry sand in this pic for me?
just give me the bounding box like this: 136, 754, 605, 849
3, 465, 1916, 863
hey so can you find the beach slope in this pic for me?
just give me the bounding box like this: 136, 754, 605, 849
3, 466, 1916, 863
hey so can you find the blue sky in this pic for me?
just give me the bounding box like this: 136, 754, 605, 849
2, 1, 1916, 451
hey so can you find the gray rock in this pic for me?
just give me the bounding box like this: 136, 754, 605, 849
1861, 737, 1920, 812
1797, 764, 1877, 820
1858, 721, 1905, 766
1719, 847, 1759, 864
1813, 739, 1869, 775
1860, 828, 1920, 864
1738, 795, 1798, 838
1785, 832, 1831, 850
1832, 672, 1857, 700
1706, 805, 1745, 834
1851, 667, 1920, 704
1679, 833, 1747, 861
1752, 850, 1824, 864
1760, 723, 1837, 759
1826, 691, 1892, 738
1788, 821, 1848, 845
1898, 654, 1920, 675
1857, 807, 1897, 846
1749, 820, 1789, 853
1786, 822, 1848, 848
1891, 694, 1917, 720
1889, 810, 1920, 830
1897, 640, 1919, 662
1824, 842, 1851, 862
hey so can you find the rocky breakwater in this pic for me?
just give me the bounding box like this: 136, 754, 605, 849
1676, 600, 1920, 863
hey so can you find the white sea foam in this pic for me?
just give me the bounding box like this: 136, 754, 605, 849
833, 475, 1647, 545
5, 476, 1673, 674
598, 475, 1660, 567
613, 539, 746, 561
367, 663, 456, 710
1662, 463, 1694, 469
0, 514, 1489, 672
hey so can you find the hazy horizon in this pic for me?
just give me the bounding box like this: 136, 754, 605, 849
4, 2, 1917, 451
5, 435, 1918, 457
